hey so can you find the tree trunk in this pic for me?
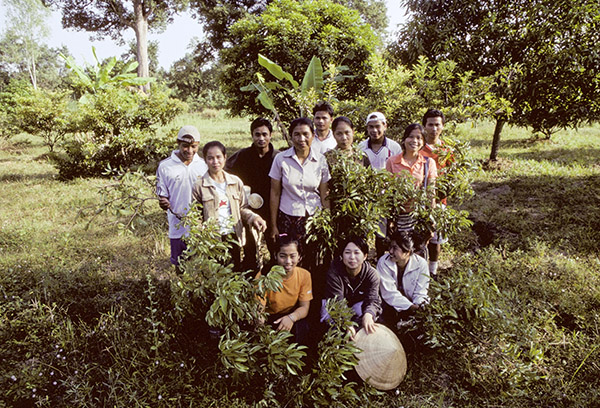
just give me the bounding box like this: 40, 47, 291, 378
133, 0, 150, 91
489, 118, 505, 161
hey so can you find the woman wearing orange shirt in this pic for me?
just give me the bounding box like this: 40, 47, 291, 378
385, 123, 437, 234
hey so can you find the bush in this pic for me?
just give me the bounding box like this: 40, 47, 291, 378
0, 79, 32, 140
15, 88, 73, 152
54, 85, 185, 179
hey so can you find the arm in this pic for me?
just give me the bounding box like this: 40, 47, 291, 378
410, 258, 431, 307
319, 181, 330, 210
269, 178, 282, 240
274, 300, 310, 331
156, 166, 170, 210
362, 267, 381, 329
239, 182, 267, 233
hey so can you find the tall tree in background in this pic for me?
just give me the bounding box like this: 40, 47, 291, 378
189, 0, 387, 56
219, 0, 378, 119
391, 0, 600, 160
1, 0, 51, 89
45, 0, 190, 85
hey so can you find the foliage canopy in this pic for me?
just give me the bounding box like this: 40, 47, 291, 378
219, 0, 377, 118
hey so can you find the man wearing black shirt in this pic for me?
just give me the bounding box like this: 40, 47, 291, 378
225, 118, 279, 271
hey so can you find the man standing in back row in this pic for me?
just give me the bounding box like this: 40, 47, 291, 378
420, 109, 451, 276
225, 117, 279, 271
156, 125, 208, 269
311, 101, 337, 154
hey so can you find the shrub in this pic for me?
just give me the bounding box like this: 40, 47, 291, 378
0, 79, 32, 140
15, 88, 73, 152
54, 85, 185, 179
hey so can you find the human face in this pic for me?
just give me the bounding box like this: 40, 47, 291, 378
314, 111, 333, 136
367, 120, 387, 144
291, 124, 314, 151
389, 240, 411, 268
403, 129, 424, 154
177, 141, 199, 164
205, 146, 226, 174
342, 242, 367, 276
276, 243, 300, 274
333, 121, 354, 150
252, 125, 271, 150
424, 116, 444, 144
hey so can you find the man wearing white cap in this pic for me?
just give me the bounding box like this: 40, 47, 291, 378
156, 125, 208, 268
358, 112, 402, 257
358, 112, 402, 170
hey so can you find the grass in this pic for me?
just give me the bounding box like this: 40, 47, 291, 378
1, 117, 600, 407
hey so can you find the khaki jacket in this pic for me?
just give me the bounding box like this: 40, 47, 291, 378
191, 171, 257, 246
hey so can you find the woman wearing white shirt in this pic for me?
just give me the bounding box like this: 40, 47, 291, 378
377, 230, 430, 326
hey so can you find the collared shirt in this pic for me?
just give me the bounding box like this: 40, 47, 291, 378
377, 253, 430, 311
269, 147, 331, 217
225, 143, 279, 220
156, 151, 207, 238
385, 152, 438, 187
358, 136, 402, 170
312, 129, 337, 154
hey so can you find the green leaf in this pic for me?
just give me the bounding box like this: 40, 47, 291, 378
258, 54, 299, 88
301, 56, 324, 93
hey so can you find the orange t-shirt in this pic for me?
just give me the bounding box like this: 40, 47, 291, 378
386, 152, 437, 187
263, 267, 313, 315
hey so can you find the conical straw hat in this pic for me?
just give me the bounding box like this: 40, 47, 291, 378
353, 323, 407, 390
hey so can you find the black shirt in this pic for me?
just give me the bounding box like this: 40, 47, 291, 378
225, 143, 279, 220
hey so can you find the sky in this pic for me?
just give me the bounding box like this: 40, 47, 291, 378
0, 1, 408, 70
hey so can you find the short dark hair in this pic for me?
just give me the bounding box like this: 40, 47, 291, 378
273, 233, 301, 254
312, 101, 334, 117
400, 123, 425, 151
289, 117, 314, 136
331, 116, 354, 133
422, 109, 445, 126
389, 231, 414, 253
251, 117, 272, 134
202, 140, 226, 158
339, 234, 369, 256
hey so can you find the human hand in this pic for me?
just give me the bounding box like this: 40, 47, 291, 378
362, 313, 377, 334
274, 314, 294, 331
158, 196, 171, 210
270, 225, 279, 242
253, 216, 267, 233
347, 326, 357, 341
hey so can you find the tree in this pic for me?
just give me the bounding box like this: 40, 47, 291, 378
189, 0, 388, 52
165, 42, 227, 110
0, 33, 70, 90
220, 0, 378, 119
45, 0, 190, 86
1, 0, 51, 89
391, 0, 600, 160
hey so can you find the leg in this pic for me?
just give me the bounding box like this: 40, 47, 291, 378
170, 238, 187, 273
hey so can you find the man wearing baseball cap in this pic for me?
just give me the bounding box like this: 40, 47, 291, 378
358, 112, 402, 170
156, 125, 208, 269
358, 112, 402, 257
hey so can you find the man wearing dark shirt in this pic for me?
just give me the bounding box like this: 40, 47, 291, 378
225, 117, 279, 271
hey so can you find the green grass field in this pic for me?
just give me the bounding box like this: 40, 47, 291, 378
1, 116, 599, 407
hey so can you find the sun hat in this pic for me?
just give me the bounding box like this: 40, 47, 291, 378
365, 112, 386, 126
177, 125, 201, 143
353, 323, 407, 390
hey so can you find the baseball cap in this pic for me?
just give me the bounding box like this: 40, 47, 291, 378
177, 125, 201, 143
365, 112, 386, 125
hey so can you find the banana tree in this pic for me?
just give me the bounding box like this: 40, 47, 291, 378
241, 54, 349, 144
60, 47, 155, 97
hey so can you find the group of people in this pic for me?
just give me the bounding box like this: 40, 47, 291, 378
156, 103, 451, 345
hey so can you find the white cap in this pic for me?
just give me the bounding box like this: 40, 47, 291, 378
366, 112, 386, 125
177, 125, 201, 143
